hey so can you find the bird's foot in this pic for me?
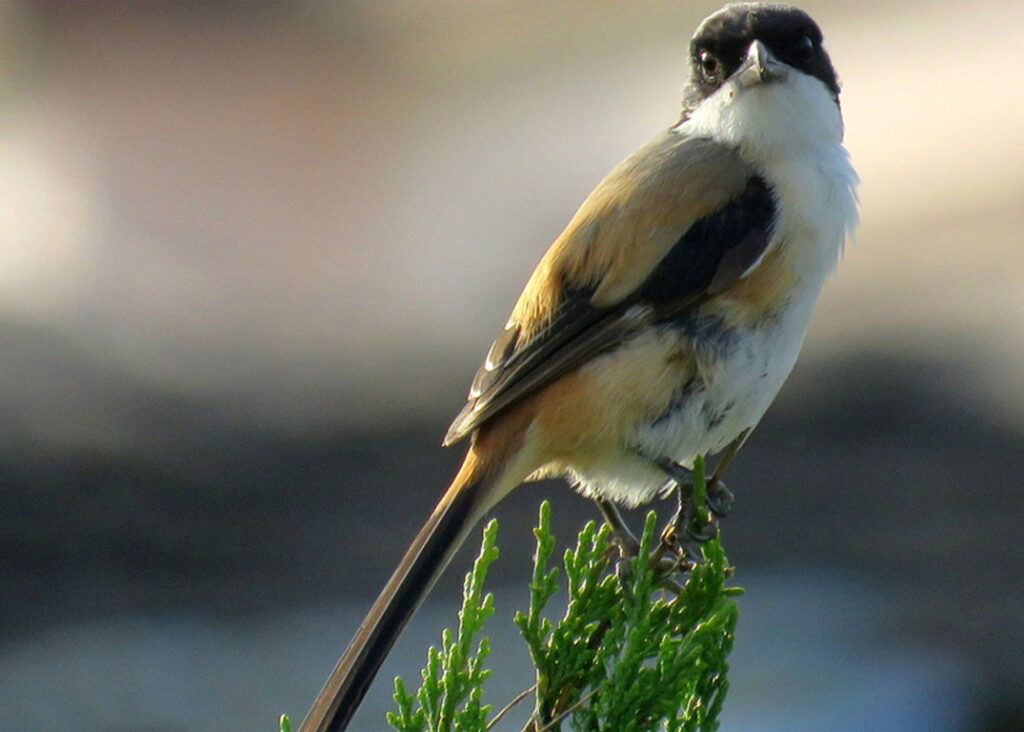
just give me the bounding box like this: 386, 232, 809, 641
655, 459, 722, 541
596, 453, 732, 593
651, 458, 731, 579
595, 496, 691, 591
706, 477, 734, 518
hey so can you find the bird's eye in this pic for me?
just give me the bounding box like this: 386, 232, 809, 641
795, 35, 814, 57
698, 50, 721, 81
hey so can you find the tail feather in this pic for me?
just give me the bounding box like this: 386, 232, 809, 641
299, 463, 504, 732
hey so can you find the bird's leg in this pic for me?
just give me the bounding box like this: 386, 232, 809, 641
595, 432, 751, 584
651, 458, 698, 543
651, 431, 750, 559
594, 497, 671, 585
594, 495, 685, 583
647, 478, 695, 574
705, 429, 750, 518
593, 497, 640, 558
653, 457, 717, 545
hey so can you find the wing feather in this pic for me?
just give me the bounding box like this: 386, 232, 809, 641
444, 133, 775, 445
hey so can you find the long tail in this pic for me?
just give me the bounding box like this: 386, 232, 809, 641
298, 450, 516, 732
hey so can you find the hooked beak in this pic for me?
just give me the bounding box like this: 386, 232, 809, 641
734, 40, 788, 88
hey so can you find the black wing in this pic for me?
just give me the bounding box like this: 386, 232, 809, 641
444, 174, 776, 445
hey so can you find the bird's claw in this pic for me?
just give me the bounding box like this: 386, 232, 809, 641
706, 478, 734, 517
597, 455, 733, 592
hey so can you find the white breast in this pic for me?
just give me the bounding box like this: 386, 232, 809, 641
666, 60, 860, 459
570, 71, 858, 507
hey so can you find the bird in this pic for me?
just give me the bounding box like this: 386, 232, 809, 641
300, 3, 858, 730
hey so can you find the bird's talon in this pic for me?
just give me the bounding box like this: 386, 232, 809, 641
706, 479, 735, 517
650, 553, 681, 575
616, 534, 641, 559
614, 556, 633, 586
684, 544, 704, 564
659, 523, 679, 548
686, 521, 717, 543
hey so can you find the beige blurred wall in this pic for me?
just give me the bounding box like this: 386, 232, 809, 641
0, 0, 1020, 438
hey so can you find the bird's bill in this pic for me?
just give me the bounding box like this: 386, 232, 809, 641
733, 40, 788, 89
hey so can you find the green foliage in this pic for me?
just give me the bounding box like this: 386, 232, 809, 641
388, 459, 740, 732
279, 713, 292, 732
388, 520, 499, 732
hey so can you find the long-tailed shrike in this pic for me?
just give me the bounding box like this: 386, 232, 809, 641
301, 4, 858, 730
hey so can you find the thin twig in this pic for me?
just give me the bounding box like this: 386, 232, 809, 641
487, 684, 536, 730
534, 686, 602, 732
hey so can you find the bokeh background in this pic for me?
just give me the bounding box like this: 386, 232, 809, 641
1, 1, 1022, 730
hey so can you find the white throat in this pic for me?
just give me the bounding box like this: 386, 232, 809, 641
678, 68, 845, 166
677, 68, 859, 288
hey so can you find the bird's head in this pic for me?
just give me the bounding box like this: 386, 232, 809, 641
679, 4, 845, 160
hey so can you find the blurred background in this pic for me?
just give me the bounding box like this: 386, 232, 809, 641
1, 1, 1022, 730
